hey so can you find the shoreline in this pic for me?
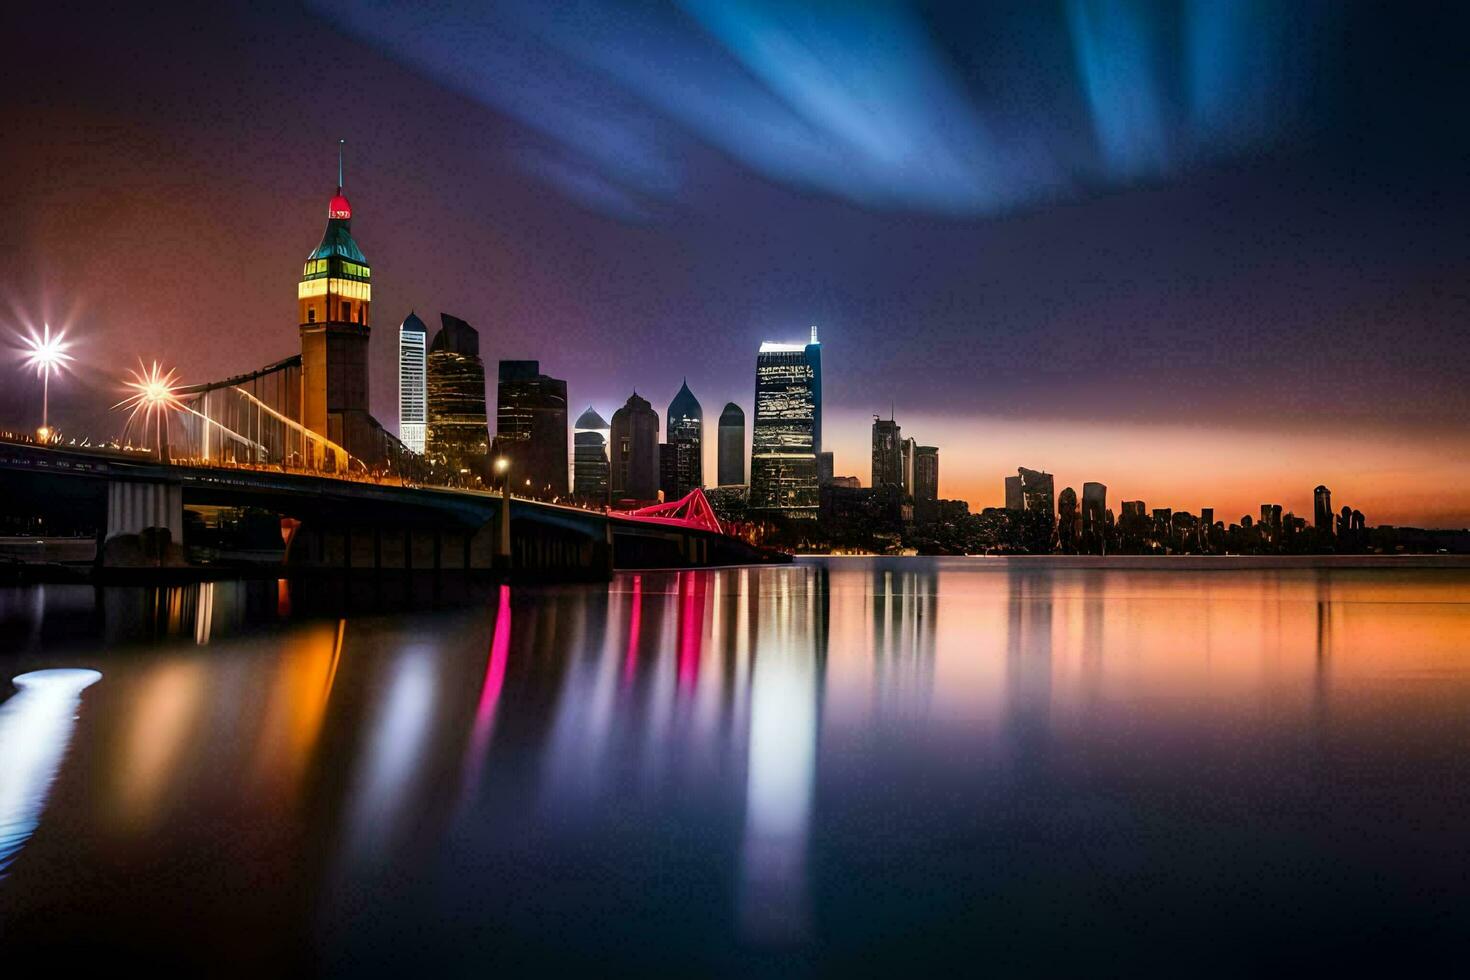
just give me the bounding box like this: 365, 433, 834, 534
796, 553, 1470, 570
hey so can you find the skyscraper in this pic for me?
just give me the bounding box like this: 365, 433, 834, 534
426, 313, 488, 484
298, 143, 383, 466
398, 312, 427, 454
1082, 482, 1107, 553
610, 392, 660, 502
1004, 475, 1023, 511
913, 446, 938, 503
495, 360, 568, 500
1058, 487, 1080, 552
573, 406, 610, 504
900, 437, 916, 496
1017, 467, 1055, 517
1314, 485, 1333, 534
718, 402, 745, 486
817, 451, 834, 487
871, 418, 903, 491
913, 445, 938, 522
663, 380, 703, 499
749, 331, 822, 518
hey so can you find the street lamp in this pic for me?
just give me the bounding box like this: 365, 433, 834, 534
21, 323, 73, 444
495, 456, 511, 565
114, 360, 183, 462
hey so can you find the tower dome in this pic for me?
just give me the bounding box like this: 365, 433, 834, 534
668, 380, 702, 422
575, 406, 610, 430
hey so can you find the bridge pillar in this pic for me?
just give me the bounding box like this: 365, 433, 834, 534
106, 480, 183, 542
102, 479, 184, 566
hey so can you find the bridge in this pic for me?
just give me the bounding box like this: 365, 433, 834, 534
0, 439, 787, 580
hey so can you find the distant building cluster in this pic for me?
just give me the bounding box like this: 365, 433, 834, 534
931, 474, 1375, 556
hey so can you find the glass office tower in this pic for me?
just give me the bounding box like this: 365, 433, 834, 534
749, 328, 821, 518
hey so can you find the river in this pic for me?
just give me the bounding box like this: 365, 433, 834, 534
1, 558, 1467, 973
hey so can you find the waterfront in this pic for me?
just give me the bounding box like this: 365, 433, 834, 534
2, 558, 1468, 973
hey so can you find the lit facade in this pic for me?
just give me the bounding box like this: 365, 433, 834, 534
749, 331, 821, 518
901, 437, 916, 495
398, 312, 427, 454
574, 406, 610, 504
426, 313, 489, 483
663, 380, 703, 499
495, 360, 569, 500
297, 162, 381, 466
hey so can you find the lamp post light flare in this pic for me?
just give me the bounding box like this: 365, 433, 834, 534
113, 360, 185, 461
495, 456, 512, 565
20, 323, 74, 443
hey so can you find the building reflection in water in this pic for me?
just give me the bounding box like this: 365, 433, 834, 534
740, 565, 825, 945
1005, 566, 1054, 769
869, 564, 936, 718
530, 565, 827, 944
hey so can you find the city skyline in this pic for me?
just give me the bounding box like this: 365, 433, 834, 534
1, 154, 1457, 530
2, 4, 1467, 527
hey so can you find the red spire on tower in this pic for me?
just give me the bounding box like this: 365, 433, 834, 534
328, 138, 351, 220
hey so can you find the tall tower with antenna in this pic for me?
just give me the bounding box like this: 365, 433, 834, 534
298, 139, 381, 465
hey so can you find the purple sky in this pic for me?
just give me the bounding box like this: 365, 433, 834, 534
2, 2, 1467, 524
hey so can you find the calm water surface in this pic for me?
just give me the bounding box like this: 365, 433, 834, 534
1, 558, 1468, 974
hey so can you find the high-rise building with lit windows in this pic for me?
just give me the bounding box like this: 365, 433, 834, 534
426, 313, 489, 483
398, 312, 427, 454
574, 406, 610, 504
663, 380, 704, 499
495, 360, 568, 500
749, 328, 822, 518
901, 437, 917, 496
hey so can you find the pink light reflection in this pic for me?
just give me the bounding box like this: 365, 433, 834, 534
622, 574, 642, 687
677, 572, 703, 692
460, 585, 511, 803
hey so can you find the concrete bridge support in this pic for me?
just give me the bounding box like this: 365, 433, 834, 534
101, 479, 185, 566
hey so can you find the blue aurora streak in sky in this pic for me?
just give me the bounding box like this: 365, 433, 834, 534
313, 0, 1332, 219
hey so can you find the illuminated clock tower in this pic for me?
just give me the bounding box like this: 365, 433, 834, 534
298, 140, 375, 466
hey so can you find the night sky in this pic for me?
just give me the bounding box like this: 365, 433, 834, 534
2, 2, 1467, 525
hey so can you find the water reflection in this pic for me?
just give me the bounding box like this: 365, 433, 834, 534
3, 560, 1470, 972
0, 669, 102, 876
740, 570, 821, 944
342, 643, 440, 863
